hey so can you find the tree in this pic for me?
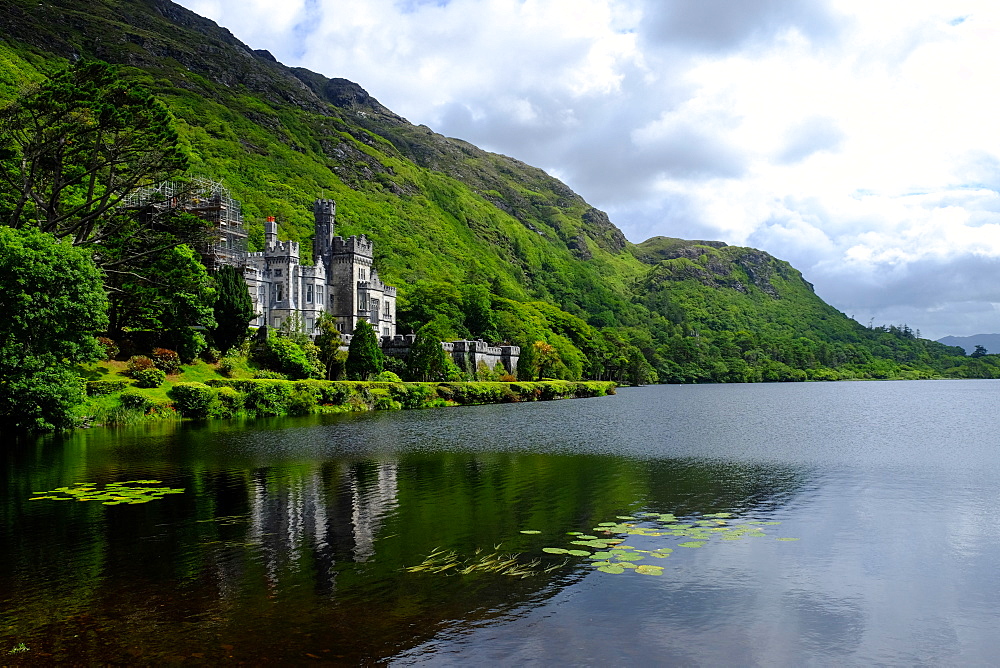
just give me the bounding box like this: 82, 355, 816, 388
972, 344, 988, 358
0, 60, 187, 243
0, 227, 108, 430
211, 265, 256, 354
107, 244, 216, 360
314, 312, 344, 380
345, 319, 384, 380
406, 319, 451, 381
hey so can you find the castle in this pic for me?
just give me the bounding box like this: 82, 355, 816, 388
130, 179, 517, 373
242, 200, 397, 339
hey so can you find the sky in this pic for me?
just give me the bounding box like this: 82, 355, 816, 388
174, 0, 1000, 339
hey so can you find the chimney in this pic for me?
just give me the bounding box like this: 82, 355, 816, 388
265, 216, 277, 248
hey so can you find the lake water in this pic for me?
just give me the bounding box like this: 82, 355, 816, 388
3, 380, 1000, 665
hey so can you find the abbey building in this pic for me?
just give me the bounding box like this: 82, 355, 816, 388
242, 200, 397, 338
131, 180, 396, 339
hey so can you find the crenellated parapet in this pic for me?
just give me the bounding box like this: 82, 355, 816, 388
331, 235, 374, 258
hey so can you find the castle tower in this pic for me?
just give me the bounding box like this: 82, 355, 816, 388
264, 216, 278, 250
313, 199, 336, 263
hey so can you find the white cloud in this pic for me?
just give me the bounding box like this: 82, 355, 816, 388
174, 0, 1000, 338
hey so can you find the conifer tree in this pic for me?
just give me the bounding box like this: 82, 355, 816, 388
345, 319, 384, 380
212, 265, 256, 354
406, 320, 451, 381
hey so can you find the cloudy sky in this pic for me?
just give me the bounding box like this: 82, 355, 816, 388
176, 0, 1000, 339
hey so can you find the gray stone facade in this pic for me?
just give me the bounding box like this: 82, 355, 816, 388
383, 335, 520, 375
243, 200, 397, 338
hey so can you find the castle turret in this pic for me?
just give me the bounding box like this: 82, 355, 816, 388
264, 216, 278, 250
313, 199, 336, 263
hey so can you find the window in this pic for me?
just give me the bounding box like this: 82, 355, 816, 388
306, 284, 313, 304
316, 287, 323, 305
257, 285, 265, 302
384, 300, 390, 316
359, 267, 366, 281
274, 269, 282, 277
306, 318, 314, 331
275, 284, 283, 302
273, 317, 281, 329
383, 326, 390, 337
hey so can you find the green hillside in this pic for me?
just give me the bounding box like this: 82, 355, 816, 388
0, 0, 990, 384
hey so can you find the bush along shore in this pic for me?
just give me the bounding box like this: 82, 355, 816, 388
83, 378, 617, 425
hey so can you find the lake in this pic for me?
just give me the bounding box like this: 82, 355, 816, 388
3, 380, 1000, 665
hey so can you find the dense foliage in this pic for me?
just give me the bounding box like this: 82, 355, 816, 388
0, 226, 107, 430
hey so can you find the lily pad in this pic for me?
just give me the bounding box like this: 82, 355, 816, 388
520, 530, 542, 535
566, 549, 591, 557
597, 564, 625, 574
678, 541, 706, 548
775, 537, 800, 541
636, 565, 665, 576
542, 547, 569, 554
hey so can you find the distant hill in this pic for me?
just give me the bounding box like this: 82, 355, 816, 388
936, 335, 1000, 356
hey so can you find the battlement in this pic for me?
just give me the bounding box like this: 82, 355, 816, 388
331, 235, 374, 257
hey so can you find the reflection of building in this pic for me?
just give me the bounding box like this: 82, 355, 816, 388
211, 461, 400, 598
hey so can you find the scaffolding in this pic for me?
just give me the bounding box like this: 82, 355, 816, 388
125, 178, 248, 272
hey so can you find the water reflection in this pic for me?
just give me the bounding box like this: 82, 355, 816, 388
8, 382, 1000, 664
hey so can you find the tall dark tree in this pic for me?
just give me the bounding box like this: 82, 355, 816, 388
345, 319, 384, 380
971, 344, 988, 358
0, 60, 187, 242
314, 312, 344, 380
406, 319, 451, 381
212, 265, 256, 354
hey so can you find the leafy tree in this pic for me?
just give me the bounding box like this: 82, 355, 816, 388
314, 312, 344, 380
460, 283, 498, 341
535, 341, 562, 379
972, 344, 988, 358
397, 280, 465, 337
406, 319, 451, 381
0, 60, 187, 243
212, 265, 256, 354
346, 319, 384, 380
0, 227, 108, 430
107, 243, 216, 360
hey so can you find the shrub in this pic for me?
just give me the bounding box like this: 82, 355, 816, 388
393, 383, 436, 409
288, 383, 321, 416
372, 370, 403, 383
86, 379, 130, 396
201, 347, 221, 363
255, 336, 314, 379
119, 391, 156, 413
212, 386, 244, 418
96, 336, 119, 360
151, 348, 181, 374
127, 356, 155, 376
167, 382, 217, 418
132, 367, 166, 389
253, 369, 289, 380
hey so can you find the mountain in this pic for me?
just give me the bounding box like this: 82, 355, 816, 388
0, 0, 988, 382
937, 334, 1000, 356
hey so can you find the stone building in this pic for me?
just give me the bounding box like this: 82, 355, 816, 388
129, 181, 519, 372
243, 200, 397, 338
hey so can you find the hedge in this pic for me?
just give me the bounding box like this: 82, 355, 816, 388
146, 379, 619, 421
